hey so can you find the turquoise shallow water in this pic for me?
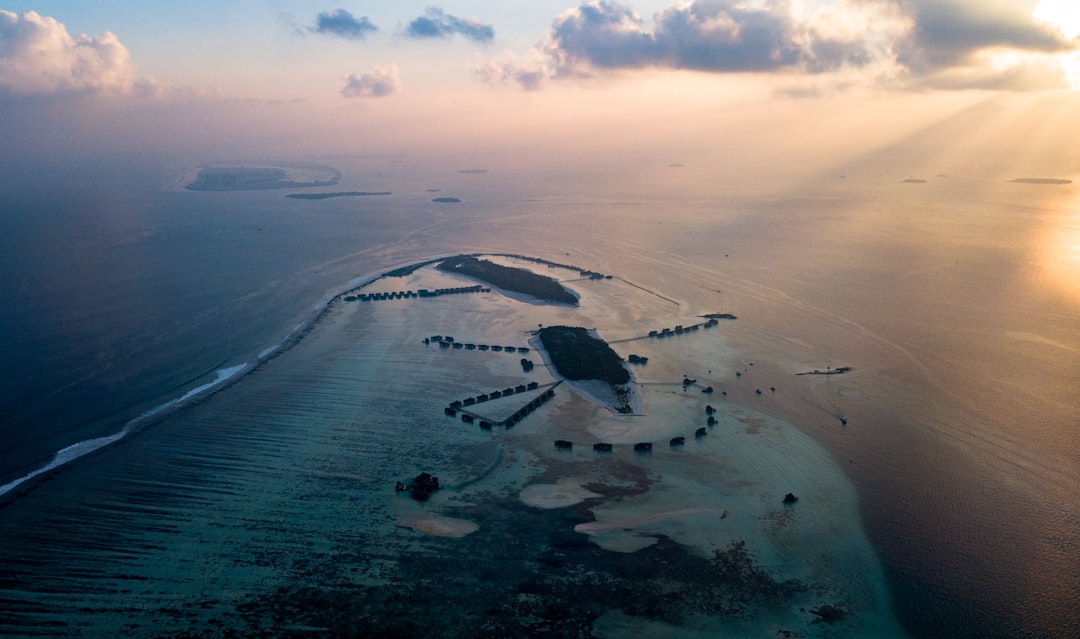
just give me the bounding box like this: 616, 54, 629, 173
0, 258, 904, 637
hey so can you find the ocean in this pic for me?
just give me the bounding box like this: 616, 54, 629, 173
0, 150, 1077, 637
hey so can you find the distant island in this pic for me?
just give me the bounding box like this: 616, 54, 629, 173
457, 169, 488, 174
437, 256, 578, 305
702, 313, 737, 320
901, 178, 928, 184
285, 191, 391, 200
537, 326, 629, 387
185, 161, 341, 191
1009, 178, 1072, 185
432, 197, 462, 203
795, 366, 851, 376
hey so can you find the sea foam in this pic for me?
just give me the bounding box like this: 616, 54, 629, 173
0, 364, 248, 499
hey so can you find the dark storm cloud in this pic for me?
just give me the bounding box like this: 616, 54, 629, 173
405, 7, 495, 44
312, 8, 377, 40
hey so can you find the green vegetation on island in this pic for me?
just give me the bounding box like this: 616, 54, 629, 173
432, 197, 462, 203
437, 256, 578, 305
286, 191, 391, 200
537, 326, 630, 386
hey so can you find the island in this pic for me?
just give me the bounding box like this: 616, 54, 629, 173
286, 191, 392, 200
702, 313, 737, 320
901, 178, 928, 184
1009, 178, 1072, 185
537, 326, 629, 386
437, 256, 578, 305
795, 366, 851, 376
457, 169, 488, 174
185, 161, 341, 191
432, 197, 462, 203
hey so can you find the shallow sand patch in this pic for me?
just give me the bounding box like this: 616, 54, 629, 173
520, 480, 602, 509
574, 508, 722, 553
410, 515, 479, 537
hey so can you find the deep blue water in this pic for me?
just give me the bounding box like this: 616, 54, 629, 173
0, 158, 418, 485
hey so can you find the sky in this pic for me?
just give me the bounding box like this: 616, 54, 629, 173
2, 1, 1080, 167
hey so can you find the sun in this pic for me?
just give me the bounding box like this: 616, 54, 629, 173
1034, 0, 1080, 89
1035, 0, 1080, 40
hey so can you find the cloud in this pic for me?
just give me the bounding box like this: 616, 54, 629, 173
544, 0, 884, 76
895, 0, 1074, 74
341, 65, 401, 98
405, 7, 495, 43
484, 0, 1077, 92
476, 55, 547, 91
311, 8, 377, 40
0, 10, 137, 96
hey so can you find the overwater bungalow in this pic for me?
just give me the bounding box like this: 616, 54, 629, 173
670, 436, 686, 446
465, 344, 476, 350
554, 440, 573, 450
462, 414, 474, 423
515, 384, 527, 393
705, 405, 715, 415
518, 347, 529, 353
444, 407, 456, 416
450, 400, 462, 408
477, 393, 489, 402
464, 397, 476, 406
453, 342, 464, 349
479, 345, 489, 351
490, 391, 502, 399
479, 421, 492, 429
695, 427, 707, 437
439, 341, 451, 348
527, 382, 539, 390
707, 416, 717, 426
502, 387, 514, 396
634, 442, 652, 452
